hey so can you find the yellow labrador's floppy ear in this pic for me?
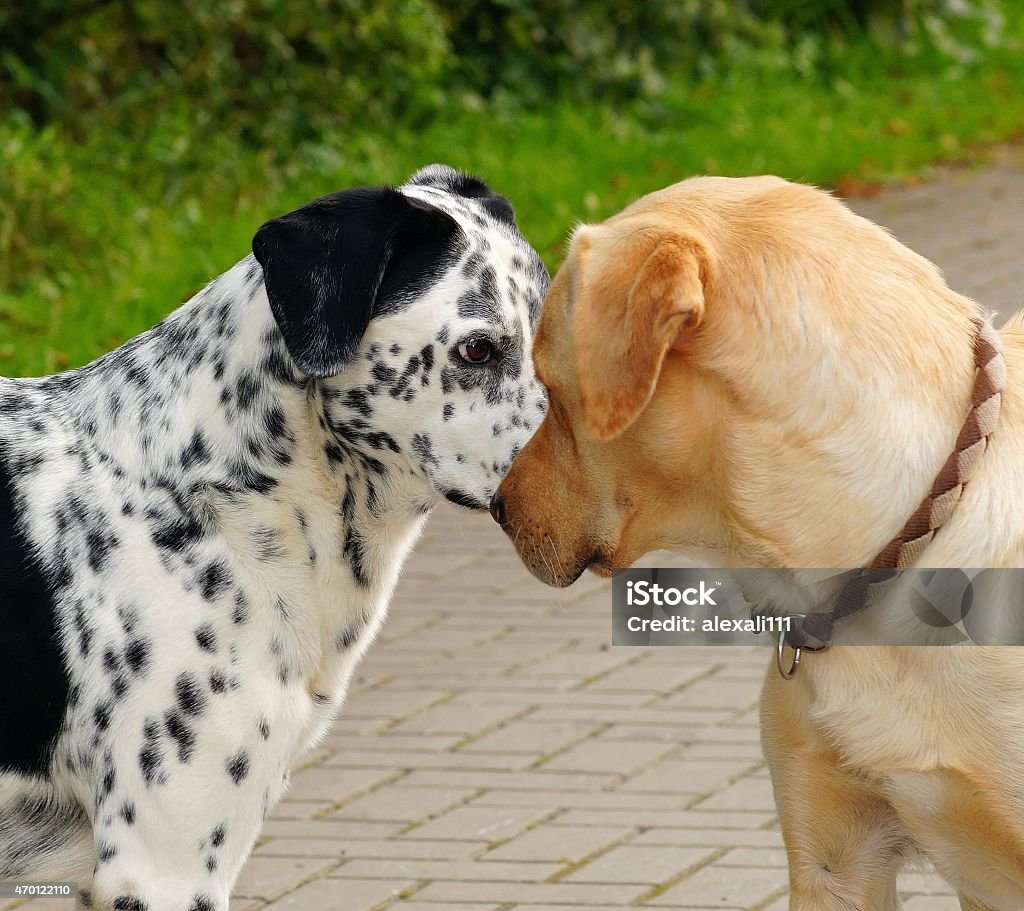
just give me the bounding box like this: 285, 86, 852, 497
572, 231, 706, 441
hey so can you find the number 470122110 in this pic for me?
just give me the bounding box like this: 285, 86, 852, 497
1, 882, 75, 897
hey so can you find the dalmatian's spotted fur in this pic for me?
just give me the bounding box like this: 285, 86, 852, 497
0, 165, 548, 909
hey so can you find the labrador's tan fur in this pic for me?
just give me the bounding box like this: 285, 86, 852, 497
496, 175, 1024, 910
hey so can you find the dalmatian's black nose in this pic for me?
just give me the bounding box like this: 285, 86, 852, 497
489, 493, 507, 527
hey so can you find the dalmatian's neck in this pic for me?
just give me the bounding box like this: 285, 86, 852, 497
56, 256, 433, 704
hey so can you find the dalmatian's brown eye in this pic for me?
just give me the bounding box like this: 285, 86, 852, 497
457, 338, 494, 365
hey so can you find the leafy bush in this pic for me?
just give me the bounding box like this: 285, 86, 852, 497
1, 0, 1008, 141
1, 0, 451, 143
438, 0, 1008, 104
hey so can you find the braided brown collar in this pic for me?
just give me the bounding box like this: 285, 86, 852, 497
775, 317, 1006, 664
872, 316, 1006, 570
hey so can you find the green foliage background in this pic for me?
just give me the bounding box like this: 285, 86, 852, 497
1, 0, 1022, 374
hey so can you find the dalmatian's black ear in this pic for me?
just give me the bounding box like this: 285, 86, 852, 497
252, 187, 460, 378
406, 163, 517, 226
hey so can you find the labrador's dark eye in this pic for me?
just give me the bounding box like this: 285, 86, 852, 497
457, 338, 494, 365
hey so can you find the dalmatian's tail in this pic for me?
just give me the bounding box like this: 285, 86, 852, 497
0, 772, 93, 880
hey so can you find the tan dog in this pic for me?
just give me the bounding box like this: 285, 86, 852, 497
493, 175, 1024, 910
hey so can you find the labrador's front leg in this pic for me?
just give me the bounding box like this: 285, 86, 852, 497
761, 661, 908, 910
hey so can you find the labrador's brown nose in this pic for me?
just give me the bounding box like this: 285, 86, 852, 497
489, 492, 507, 527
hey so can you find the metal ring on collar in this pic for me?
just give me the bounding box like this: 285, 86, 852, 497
776, 629, 801, 679
773, 613, 830, 679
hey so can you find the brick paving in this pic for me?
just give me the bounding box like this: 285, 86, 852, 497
8, 147, 1024, 910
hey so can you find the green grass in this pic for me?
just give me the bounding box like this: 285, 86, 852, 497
2, 50, 1023, 377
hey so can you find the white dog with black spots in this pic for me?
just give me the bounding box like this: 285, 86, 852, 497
0, 164, 549, 910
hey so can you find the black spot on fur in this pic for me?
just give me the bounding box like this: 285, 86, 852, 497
100, 763, 116, 800
209, 669, 228, 693
164, 709, 196, 762
103, 646, 121, 677
86, 526, 119, 573
411, 433, 439, 468
232, 589, 250, 624
343, 387, 373, 418
235, 372, 260, 410
263, 405, 288, 440
124, 638, 151, 676
211, 823, 226, 847
93, 700, 112, 731
176, 671, 207, 717
364, 431, 400, 453
180, 430, 211, 470
198, 561, 232, 601
226, 751, 250, 784
194, 622, 217, 653
252, 526, 285, 561
151, 514, 207, 553
419, 344, 435, 372
336, 623, 362, 651
139, 718, 165, 785
342, 527, 369, 587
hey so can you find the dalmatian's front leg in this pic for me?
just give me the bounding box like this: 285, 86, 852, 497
81, 707, 293, 911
